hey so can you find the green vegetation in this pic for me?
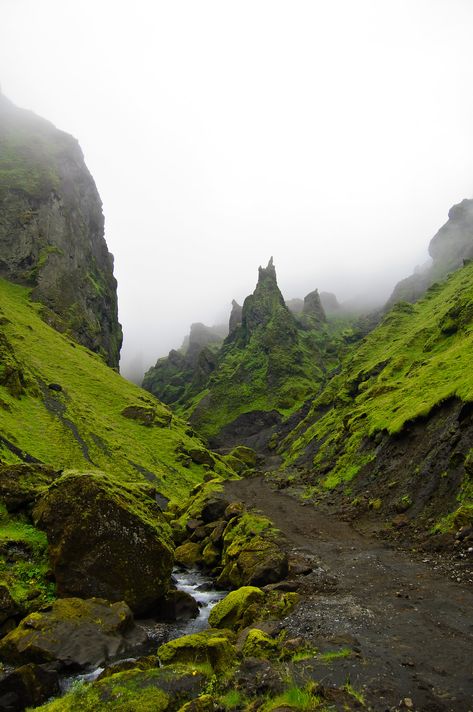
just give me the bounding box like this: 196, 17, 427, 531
0, 504, 54, 611
279, 262, 473, 523
144, 259, 356, 440
0, 278, 234, 502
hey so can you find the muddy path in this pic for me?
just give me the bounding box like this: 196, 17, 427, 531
224, 476, 473, 712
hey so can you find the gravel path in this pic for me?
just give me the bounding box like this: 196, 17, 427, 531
225, 476, 473, 712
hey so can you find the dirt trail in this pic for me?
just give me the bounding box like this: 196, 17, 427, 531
224, 476, 473, 712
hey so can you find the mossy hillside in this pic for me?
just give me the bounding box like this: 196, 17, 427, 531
279, 262, 473, 523
0, 278, 234, 501
180, 262, 353, 441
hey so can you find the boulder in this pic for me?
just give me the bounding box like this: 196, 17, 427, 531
201, 497, 229, 523
33, 472, 174, 614
240, 628, 279, 658
219, 537, 288, 588
174, 541, 203, 568
0, 663, 59, 712
158, 629, 236, 674
0, 597, 145, 669
158, 590, 199, 621
208, 587, 265, 631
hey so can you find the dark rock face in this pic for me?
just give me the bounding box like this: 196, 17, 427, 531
33, 472, 174, 614
0, 597, 144, 669
0, 663, 59, 712
0, 92, 122, 367
229, 299, 243, 333
142, 322, 226, 405
387, 198, 473, 307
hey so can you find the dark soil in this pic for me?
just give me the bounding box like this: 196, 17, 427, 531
224, 476, 473, 712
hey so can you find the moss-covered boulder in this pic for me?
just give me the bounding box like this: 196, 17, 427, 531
0, 597, 144, 669
174, 541, 203, 568
34, 665, 208, 711
158, 629, 236, 674
208, 586, 265, 631
218, 514, 288, 588
33, 472, 174, 614
240, 628, 280, 658
228, 446, 258, 468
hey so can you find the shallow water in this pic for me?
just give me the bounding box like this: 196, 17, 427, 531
59, 567, 226, 693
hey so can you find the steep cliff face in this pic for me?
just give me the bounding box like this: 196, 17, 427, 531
387, 198, 473, 308
0, 92, 122, 367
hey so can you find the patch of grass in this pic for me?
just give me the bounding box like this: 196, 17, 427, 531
0, 279, 235, 504
279, 262, 473, 517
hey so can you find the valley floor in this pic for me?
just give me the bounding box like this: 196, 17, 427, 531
224, 476, 473, 712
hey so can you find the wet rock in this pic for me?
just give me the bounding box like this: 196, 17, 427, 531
209, 520, 227, 545
208, 587, 265, 631
97, 654, 159, 680
201, 497, 229, 523
158, 629, 236, 674
202, 541, 220, 567
33, 471, 174, 615
0, 663, 59, 712
175, 542, 203, 568
0, 597, 145, 670
159, 590, 199, 621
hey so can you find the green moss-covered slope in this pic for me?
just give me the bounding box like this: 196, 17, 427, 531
0, 277, 233, 501
145, 258, 354, 443
278, 261, 473, 528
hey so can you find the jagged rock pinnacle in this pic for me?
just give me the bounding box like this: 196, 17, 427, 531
229, 300, 243, 333
303, 289, 326, 322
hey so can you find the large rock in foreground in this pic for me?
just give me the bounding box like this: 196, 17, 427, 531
0, 597, 144, 669
33, 472, 174, 614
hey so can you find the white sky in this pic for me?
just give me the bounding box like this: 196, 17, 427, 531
2, 0, 473, 380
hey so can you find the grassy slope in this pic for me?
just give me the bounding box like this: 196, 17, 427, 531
281, 263, 473, 512
183, 315, 354, 441
0, 278, 232, 501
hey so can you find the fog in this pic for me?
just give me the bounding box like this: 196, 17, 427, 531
2, 0, 473, 381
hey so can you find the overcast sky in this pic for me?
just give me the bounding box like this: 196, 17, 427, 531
2, 0, 473, 380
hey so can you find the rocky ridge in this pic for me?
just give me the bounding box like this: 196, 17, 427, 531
0, 91, 122, 367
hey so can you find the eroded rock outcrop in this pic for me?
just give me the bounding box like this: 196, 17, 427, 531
33, 472, 174, 614
0, 92, 122, 367
387, 198, 473, 307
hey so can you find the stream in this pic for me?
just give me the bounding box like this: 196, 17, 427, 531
59, 568, 226, 693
